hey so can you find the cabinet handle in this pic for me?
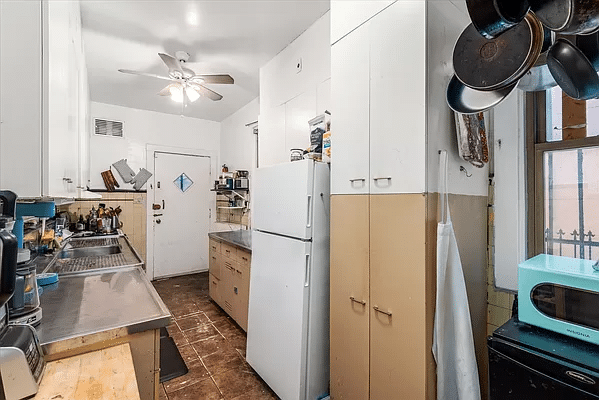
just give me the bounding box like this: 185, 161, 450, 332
349, 178, 366, 182
236, 269, 242, 275
373, 306, 392, 317
349, 296, 366, 306
373, 177, 392, 181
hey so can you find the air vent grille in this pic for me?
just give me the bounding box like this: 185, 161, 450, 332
94, 118, 123, 137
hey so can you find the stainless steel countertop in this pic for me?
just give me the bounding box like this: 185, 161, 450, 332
208, 230, 252, 252
37, 266, 171, 355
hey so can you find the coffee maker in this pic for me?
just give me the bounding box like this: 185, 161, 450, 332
0, 191, 45, 399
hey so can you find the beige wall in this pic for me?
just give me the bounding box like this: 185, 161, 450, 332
61, 192, 147, 263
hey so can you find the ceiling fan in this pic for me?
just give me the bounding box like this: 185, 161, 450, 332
118, 51, 234, 103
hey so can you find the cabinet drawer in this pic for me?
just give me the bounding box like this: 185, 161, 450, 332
237, 250, 251, 269
222, 242, 237, 259
209, 249, 221, 279
209, 238, 221, 253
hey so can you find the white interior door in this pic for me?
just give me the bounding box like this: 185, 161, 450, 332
152, 152, 211, 278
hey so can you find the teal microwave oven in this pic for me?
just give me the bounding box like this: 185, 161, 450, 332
518, 254, 599, 345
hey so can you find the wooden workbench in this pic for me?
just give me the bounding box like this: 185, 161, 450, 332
33, 343, 140, 400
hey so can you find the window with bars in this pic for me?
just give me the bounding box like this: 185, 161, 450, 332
528, 89, 599, 260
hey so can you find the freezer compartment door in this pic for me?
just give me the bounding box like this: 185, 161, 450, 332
252, 159, 314, 240
246, 231, 311, 400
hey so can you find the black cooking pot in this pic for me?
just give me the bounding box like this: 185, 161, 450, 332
530, 0, 599, 35
467, 0, 530, 39
546, 38, 599, 99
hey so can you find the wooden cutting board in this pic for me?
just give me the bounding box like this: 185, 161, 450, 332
33, 343, 140, 400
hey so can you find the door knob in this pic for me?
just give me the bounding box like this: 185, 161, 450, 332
156, 219, 161, 224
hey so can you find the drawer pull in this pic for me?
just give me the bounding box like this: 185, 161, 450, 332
349, 296, 366, 306
349, 178, 366, 182
373, 305, 392, 317
242, 256, 248, 261
373, 177, 392, 181
236, 269, 242, 275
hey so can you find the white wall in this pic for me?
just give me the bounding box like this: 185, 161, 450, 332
426, 0, 488, 197
89, 102, 220, 189
259, 11, 331, 167
220, 97, 260, 172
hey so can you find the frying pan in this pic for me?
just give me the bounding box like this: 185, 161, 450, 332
466, 0, 530, 39
530, 0, 599, 35
453, 12, 544, 91
446, 74, 518, 114
546, 38, 599, 99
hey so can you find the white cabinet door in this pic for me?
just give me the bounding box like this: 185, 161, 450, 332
331, 0, 395, 44
330, 21, 370, 195
0, 0, 44, 198
45, 0, 80, 197
369, 0, 426, 194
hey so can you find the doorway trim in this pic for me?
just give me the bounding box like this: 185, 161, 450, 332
145, 144, 217, 280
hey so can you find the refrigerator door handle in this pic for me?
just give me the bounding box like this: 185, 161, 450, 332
306, 195, 312, 228
304, 254, 310, 287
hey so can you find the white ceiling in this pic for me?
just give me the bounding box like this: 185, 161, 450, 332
80, 1, 330, 122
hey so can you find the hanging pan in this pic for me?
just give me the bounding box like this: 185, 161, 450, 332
453, 12, 545, 92
446, 74, 518, 114
466, 0, 530, 39
530, 0, 599, 35
546, 38, 599, 99
518, 28, 558, 91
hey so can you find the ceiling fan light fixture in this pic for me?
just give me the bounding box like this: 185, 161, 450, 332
169, 84, 184, 103
185, 86, 200, 102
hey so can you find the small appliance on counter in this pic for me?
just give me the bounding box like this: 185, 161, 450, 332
0, 190, 45, 399
8, 260, 42, 326
489, 317, 599, 399
518, 254, 599, 345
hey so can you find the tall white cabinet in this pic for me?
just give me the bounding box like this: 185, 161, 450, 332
0, 0, 90, 198
330, 1, 426, 195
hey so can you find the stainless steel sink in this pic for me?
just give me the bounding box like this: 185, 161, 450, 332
44, 234, 143, 275
57, 245, 122, 259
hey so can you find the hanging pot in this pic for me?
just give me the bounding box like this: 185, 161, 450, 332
546, 38, 599, 99
576, 30, 599, 70
518, 29, 558, 91
453, 12, 544, 91
466, 0, 530, 39
530, 0, 599, 35
446, 74, 518, 114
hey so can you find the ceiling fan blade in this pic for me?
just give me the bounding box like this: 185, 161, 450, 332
192, 74, 234, 84
191, 84, 223, 101
158, 53, 184, 75
118, 69, 172, 81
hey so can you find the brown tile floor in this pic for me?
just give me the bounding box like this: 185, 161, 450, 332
152, 272, 279, 400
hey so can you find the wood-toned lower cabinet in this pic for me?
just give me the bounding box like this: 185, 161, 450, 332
330, 195, 370, 400
330, 194, 436, 400
209, 238, 251, 331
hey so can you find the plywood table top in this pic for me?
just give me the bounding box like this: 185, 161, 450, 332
33, 343, 140, 400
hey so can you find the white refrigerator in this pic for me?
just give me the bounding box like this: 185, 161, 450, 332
247, 159, 330, 400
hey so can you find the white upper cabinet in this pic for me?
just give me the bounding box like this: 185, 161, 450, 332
331, 0, 427, 195
0, 0, 89, 198
331, 0, 395, 45
0, 0, 44, 198
369, 1, 426, 194
331, 21, 371, 195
